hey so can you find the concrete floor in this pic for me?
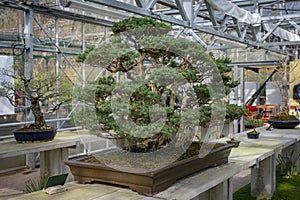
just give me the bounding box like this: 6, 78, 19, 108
0, 168, 40, 200
0, 167, 251, 199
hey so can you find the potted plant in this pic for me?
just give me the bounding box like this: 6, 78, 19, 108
197, 56, 248, 139
243, 114, 261, 139
244, 118, 264, 129
267, 58, 300, 129
225, 104, 248, 145
247, 129, 260, 139
0, 66, 71, 142
268, 113, 299, 129
68, 17, 241, 195
226, 137, 241, 147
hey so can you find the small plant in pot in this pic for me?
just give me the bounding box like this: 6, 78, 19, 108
244, 118, 264, 129
0, 65, 71, 142
267, 58, 300, 129
247, 127, 260, 139
226, 137, 241, 147
225, 104, 248, 146
246, 115, 261, 139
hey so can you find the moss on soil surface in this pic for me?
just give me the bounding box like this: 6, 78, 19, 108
270, 113, 298, 120
82, 142, 225, 170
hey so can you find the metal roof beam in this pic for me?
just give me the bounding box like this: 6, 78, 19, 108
135, 0, 146, 8
0, 1, 113, 27
258, 41, 300, 46
86, 0, 189, 27
0, 43, 80, 55
204, 0, 218, 28
174, 0, 190, 21
85, 0, 258, 48
261, 13, 300, 21
2, 0, 298, 57
62, 0, 134, 19
230, 60, 279, 67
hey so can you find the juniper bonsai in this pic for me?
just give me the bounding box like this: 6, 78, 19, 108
75, 17, 247, 152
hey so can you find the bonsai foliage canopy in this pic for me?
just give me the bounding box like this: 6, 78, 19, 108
74, 17, 247, 152
0, 65, 71, 130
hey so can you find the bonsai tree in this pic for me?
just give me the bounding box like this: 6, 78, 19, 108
74, 17, 247, 153
267, 58, 299, 128
0, 65, 71, 131
266, 58, 300, 129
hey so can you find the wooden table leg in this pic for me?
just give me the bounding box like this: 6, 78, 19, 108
251, 155, 276, 199
196, 178, 233, 200
40, 148, 69, 177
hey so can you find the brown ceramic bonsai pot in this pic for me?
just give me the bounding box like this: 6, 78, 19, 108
65, 142, 234, 196
226, 138, 241, 147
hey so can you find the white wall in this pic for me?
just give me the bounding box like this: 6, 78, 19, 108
230, 82, 260, 105
244, 82, 260, 105
0, 56, 14, 115
266, 82, 282, 106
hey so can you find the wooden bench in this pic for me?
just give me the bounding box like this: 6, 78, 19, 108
156, 127, 300, 200
9, 127, 300, 200
0, 131, 98, 177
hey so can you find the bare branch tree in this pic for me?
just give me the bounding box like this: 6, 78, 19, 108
0, 65, 72, 129
275, 57, 299, 114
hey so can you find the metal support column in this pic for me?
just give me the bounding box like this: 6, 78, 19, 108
82, 20, 86, 87
233, 65, 239, 134
24, 8, 34, 122
240, 67, 245, 131
55, 18, 61, 129
24, 8, 36, 168
24, 9, 34, 80
182, 0, 193, 24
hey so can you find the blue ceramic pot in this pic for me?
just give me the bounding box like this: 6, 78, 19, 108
13, 128, 57, 142
267, 120, 300, 129
247, 132, 259, 139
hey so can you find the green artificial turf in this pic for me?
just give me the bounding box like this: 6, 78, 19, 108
233, 184, 256, 200
234, 173, 300, 200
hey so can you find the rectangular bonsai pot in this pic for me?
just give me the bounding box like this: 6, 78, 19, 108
65, 143, 233, 196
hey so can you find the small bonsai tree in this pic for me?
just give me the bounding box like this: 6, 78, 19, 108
0, 65, 71, 130
74, 17, 247, 152
270, 58, 298, 121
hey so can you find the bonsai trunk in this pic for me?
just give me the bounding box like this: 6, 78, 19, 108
280, 65, 289, 114
30, 98, 47, 128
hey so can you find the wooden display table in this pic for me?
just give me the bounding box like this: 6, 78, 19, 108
0, 131, 97, 177
9, 127, 300, 200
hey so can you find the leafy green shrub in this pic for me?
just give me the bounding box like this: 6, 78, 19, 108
270, 113, 298, 120
24, 176, 47, 193
225, 104, 248, 123
244, 118, 264, 128
277, 150, 300, 179
111, 16, 171, 34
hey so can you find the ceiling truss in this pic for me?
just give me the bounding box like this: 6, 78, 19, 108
0, 0, 300, 58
